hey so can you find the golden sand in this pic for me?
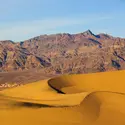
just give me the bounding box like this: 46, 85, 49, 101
1, 70, 125, 125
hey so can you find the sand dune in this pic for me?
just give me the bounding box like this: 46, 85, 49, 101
1, 70, 125, 125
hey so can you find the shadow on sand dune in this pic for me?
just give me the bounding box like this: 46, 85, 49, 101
1, 70, 125, 125
14, 102, 53, 108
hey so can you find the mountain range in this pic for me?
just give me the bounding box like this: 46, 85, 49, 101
0, 30, 125, 74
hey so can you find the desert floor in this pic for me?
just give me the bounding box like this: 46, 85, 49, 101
1, 70, 125, 125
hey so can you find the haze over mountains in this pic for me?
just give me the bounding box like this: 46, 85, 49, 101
0, 30, 125, 74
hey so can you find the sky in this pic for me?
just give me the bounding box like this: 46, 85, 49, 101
0, 0, 125, 41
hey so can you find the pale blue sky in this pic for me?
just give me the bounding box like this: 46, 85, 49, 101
0, 0, 125, 41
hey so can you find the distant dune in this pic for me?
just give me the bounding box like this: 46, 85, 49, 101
1, 70, 125, 125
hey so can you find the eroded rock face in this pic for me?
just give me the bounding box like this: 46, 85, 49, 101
0, 30, 125, 74
0, 41, 51, 71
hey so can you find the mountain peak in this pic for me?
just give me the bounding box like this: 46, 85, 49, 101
83, 29, 94, 36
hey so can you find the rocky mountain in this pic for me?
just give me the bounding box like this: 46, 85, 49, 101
0, 30, 125, 74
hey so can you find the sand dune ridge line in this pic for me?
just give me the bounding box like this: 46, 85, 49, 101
1, 70, 125, 125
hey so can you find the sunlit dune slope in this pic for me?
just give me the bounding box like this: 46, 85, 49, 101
48, 70, 125, 94
0, 79, 88, 106
1, 70, 125, 125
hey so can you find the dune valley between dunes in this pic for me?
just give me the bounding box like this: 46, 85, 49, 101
1, 70, 125, 125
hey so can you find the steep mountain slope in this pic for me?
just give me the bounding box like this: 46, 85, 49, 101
0, 41, 51, 71
0, 30, 125, 74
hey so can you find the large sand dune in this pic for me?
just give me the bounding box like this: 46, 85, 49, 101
1, 70, 125, 125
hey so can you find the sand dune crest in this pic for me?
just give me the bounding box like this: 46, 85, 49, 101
1, 70, 125, 125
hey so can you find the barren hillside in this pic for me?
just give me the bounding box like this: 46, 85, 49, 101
0, 30, 125, 75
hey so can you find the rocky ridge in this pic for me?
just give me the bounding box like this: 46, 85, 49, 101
0, 30, 125, 74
